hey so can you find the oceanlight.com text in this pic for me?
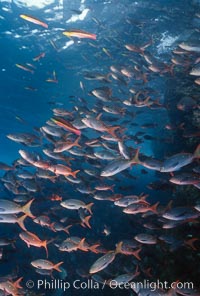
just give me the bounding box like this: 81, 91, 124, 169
108, 279, 194, 291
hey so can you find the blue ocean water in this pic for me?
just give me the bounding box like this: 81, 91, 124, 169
0, 0, 200, 295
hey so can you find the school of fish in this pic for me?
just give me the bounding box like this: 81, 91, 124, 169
0, 1, 200, 296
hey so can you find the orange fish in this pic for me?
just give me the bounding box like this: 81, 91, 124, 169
33, 52, 45, 61
63, 29, 96, 40
31, 259, 64, 272
51, 117, 81, 136
20, 14, 48, 29
50, 194, 62, 201
0, 277, 23, 296
48, 164, 80, 178
15, 63, 34, 74
19, 230, 48, 257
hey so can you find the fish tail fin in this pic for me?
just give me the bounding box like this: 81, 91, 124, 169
11, 240, 16, 249
115, 241, 123, 254
42, 240, 48, 258
49, 222, 56, 232
165, 200, 173, 212
142, 73, 148, 83
145, 96, 151, 104
63, 224, 72, 234
64, 157, 74, 166
80, 222, 86, 228
184, 238, 199, 251
77, 238, 87, 251
17, 214, 28, 231
134, 264, 140, 277
169, 64, 175, 75
131, 149, 141, 164
22, 199, 35, 218
86, 203, 94, 215
139, 47, 145, 55
49, 176, 57, 183
194, 144, 200, 158
110, 184, 115, 192
154, 98, 162, 106
132, 248, 142, 261
143, 267, 153, 278
53, 261, 64, 272
106, 126, 121, 138
70, 170, 80, 178
166, 280, 179, 296
121, 108, 127, 116
106, 73, 112, 82
74, 137, 81, 148
47, 237, 57, 245
14, 277, 23, 289
90, 243, 100, 253
150, 202, 159, 214
83, 215, 92, 229
141, 38, 153, 51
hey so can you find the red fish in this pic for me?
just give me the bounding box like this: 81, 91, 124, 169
20, 14, 48, 29
33, 52, 45, 61
63, 29, 96, 40
51, 117, 81, 136
19, 230, 48, 257
15, 63, 34, 74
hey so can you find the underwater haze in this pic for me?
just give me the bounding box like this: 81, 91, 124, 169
0, 0, 200, 295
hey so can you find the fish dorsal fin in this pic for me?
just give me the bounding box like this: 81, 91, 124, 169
96, 113, 102, 120
115, 241, 123, 254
